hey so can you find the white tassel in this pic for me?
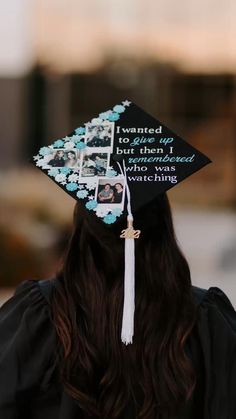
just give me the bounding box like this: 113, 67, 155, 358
121, 216, 135, 345
117, 160, 140, 345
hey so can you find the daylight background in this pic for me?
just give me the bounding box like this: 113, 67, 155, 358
0, 0, 236, 305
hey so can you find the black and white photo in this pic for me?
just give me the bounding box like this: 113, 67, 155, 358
85, 122, 114, 149
81, 152, 108, 177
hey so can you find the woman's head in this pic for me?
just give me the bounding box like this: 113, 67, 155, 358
55, 150, 64, 158
104, 183, 111, 191
67, 150, 76, 160
52, 194, 196, 418
114, 183, 123, 192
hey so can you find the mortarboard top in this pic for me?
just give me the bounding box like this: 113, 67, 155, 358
31, 100, 211, 225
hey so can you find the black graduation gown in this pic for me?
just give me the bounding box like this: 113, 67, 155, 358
0, 278, 236, 419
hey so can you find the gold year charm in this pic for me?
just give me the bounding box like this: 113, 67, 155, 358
120, 219, 141, 239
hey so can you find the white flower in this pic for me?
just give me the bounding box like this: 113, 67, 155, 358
68, 173, 79, 182
122, 100, 131, 107
88, 195, 94, 200
96, 212, 104, 219
112, 208, 123, 217
55, 173, 66, 183
62, 136, 71, 142
86, 180, 97, 190
96, 207, 110, 217
33, 154, 40, 161
64, 141, 75, 149
61, 181, 67, 185
76, 189, 88, 199
36, 159, 47, 167
91, 117, 103, 124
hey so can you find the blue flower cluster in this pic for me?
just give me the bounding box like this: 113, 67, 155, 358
48, 168, 59, 177
39, 147, 52, 156
76, 141, 87, 150
99, 111, 112, 120
103, 213, 117, 224
53, 139, 64, 148
60, 167, 71, 175
97, 102, 127, 124
113, 104, 125, 113
66, 182, 78, 192
106, 168, 117, 177
98, 103, 128, 123
85, 200, 97, 210
75, 127, 86, 135
76, 189, 88, 199
108, 112, 120, 122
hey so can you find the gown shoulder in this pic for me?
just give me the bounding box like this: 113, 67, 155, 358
0, 279, 59, 414
193, 285, 236, 332
190, 285, 236, 418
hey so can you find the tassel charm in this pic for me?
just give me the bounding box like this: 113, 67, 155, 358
120, 218, 141, 239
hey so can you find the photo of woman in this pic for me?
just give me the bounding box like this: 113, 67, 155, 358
65, 150, 78, 168
113, 183, 123, 203
48, 150, 65, 167
97, 183, 114, 203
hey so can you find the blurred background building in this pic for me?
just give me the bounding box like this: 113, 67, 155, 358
0, 0, 236, 304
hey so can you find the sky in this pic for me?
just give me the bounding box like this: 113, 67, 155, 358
0, 0, 235, 76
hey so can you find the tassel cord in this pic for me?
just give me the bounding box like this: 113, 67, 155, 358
117, 160, 135, 345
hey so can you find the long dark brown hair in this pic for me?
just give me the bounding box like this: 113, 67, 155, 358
51, 193, 196, 418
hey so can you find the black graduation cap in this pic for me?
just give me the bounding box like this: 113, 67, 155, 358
31, 100, 211, 225
31, 100, 211, 345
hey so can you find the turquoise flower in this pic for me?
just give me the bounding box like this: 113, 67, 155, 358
103, 213, 117, 224
112, 208, 123, 217
66, 182, 78, 192
53, 139, 64, 148
60, 167, 71, 175
85, 200, 97, 210
113, 104, 125, 113
76, 190, 88, 199
106, 168, 117, 177
99, 111, 112, 120
108, 112, 120, 122
48, 168, 59, 177
76, 141, 87, 150
75, 127, 86, 135
39, 146, 52, 156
